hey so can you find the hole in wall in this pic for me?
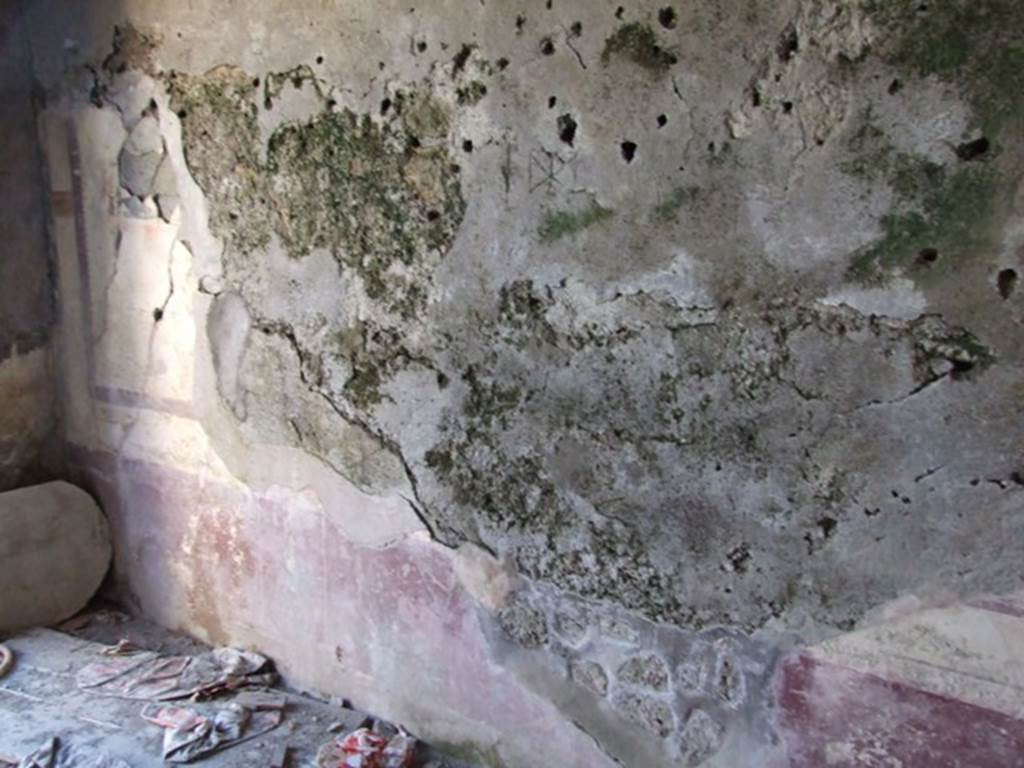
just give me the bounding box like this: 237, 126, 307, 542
779, 26, 799, 61
452, 43, 474, 75
516, 14, 526, 32
656, 114, 667, 128
620, 141, 637, 163
570, 21, 582, 36
956, 136, 990, 162
950, 358, 976, 378
615, 6, 625, 19
380, 97, 392, 114
557, 114, 577, 146
997, 268, 1018, 299
316, 55, 324, 64
417, 40, 428, 53
917, 247, 939, 265
782, 101, 794, 114
548, 95, 557, 108
540, 36, 556, 55
888, 78, 902, 95
152, 308, 164, 322
497, 56, 510, 70
462, 139, 474, 153
658, 7, 678, 29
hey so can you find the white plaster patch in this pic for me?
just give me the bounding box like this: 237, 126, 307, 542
257, 71, 329, 150
876, 76, 971, 166
747, 166, 893, 269
810, 602, 1024, 720
818, 278, 927, 320
94, 221, 196, 401
453, 543, 512, 612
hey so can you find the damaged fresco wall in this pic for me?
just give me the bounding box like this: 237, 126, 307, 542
0, 2, 60, 492
24, 0, 1024, 765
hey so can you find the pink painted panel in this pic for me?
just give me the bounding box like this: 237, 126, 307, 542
778, 653, 1024, 768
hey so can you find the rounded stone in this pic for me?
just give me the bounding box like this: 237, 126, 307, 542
498, 594, 548, 648
0, 482, 112, 632
617, 653, 670, 691
570, 659, 609, 697
554, 610, 588, 645
679, 708, 725, 766
613, 691, 675, 738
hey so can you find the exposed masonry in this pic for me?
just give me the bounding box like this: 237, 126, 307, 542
83, 1, 1024, 764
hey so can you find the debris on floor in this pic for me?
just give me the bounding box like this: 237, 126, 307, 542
14, 737, 131, 768
77, 646, 274, 701
141, 702, 283, 762
0, 609, 474, 768
316, 726, 416, 768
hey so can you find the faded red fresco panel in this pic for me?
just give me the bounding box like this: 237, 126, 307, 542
778, 653, 1024, 767
968, 594, 1024, 620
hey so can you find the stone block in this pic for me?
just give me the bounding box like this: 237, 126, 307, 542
678, 708, 724, 766
0, 482, 111, 632
118, 116, 164, 196
613, 691, 675, 738
570, 659, 609, 697
617, 653, 669, 691
554, 610, 588, 646
598, 614, 640, 644
498, 594, 548, 648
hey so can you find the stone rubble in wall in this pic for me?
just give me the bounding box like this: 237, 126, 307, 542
99, 69, 181, 224
493, 586, 767, 764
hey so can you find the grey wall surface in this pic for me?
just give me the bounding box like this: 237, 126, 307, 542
23, 1, 1024, 765
1, 1, 53, 359
139, 0, 1024, 635
0, 0, 59, 491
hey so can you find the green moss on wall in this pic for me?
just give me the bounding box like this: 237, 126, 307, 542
601, 23, 678, 74
167, 67, 270, 254
840, 82, 1013, 287
846, 161, 1008, 285
868, 0, 1024, 138
539, 202, 613, 243
455, 81, 488, 106
168, 67, 466, 412
653, 186, 701, 222
169, 69, 464, 320
266, 110, 463, 318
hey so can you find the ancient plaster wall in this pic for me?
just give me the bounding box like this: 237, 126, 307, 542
0, 2, 60, 491
27, 1, 1024, 766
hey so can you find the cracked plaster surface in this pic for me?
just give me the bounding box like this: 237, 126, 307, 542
29, 0, 1024, 764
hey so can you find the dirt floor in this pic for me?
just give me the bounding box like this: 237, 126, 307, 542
0, 605, 475, 768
